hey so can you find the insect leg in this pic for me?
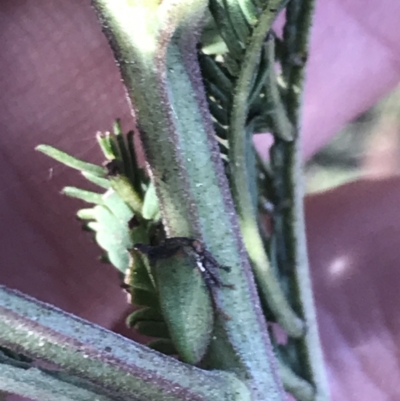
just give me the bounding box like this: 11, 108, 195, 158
200, 249, 231, 272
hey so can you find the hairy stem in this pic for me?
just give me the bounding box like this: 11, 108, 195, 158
91, 1, 285, 400
0, 286, 250, 401
0, 364, 113, 401
271, 0, 330, 399
228, 0, 305, 338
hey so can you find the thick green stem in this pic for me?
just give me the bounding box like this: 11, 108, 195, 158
228, 0, 305, 338
91, 1, 286, 400
0, 364, 113, 401
0, 286, 250, 401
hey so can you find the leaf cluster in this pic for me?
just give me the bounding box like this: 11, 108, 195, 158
37, 122, 175, 350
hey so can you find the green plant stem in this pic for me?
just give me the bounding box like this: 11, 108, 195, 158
91, 1, 286, 400
277, 360, 315, 401
228, 0, 305, 339
271, 0, 330, 399
0, 364, 113, 401
263, 38, 293, 141
0, 285, 251, 401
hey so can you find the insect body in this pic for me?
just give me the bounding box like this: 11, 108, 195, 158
134, 237, 232, 289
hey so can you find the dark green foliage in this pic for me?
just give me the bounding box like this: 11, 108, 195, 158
197, 2, 326, 399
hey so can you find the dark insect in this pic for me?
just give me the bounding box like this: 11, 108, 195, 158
105, 159, 123, 176
134, 237, 233, 289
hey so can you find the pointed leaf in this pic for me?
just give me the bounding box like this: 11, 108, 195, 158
126, 307, 164, 328
36, 145, 105, 177
76, 208, 97, 220
126, 249, 155, 292
81, 172, 111, 189
92, 205, 133, 273
102, 189, 134, 223
141, 181, 159, 221
108, 175, 143, 215
62, 187, 103, 204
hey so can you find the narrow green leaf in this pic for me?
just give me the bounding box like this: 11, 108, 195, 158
248, 46, 269, 106
62, 187, 103, 204
113, 119, 135, 181
214, 122, 229, 141
141, 181, 159, 221
86, 221, 101, 232
76, 208, 96, 220
126, 307, 163, 328
201, 35, 228, 55
251, 0, 264, 7
81, 172, 110, 189
96, 132, 118, 161
102, 189, 134, 223
109, 175, 143, 215
201, 12, 229, 55
237, 0, 259, 26
199, 55, 233, 96
92, 205, 132, 273
223, 54, 241, 76
126, 250, 155, 293
207, 98, 229, 125
126, 130, 144, 196
203, 79, 230, 110
36, 145, 105, 177
223, 0, 252, 43
112, 119, 123, 136
209, 0, 244, 59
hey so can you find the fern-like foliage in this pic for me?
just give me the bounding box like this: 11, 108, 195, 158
37, 121, 178, 355
37, 0, 325, 398
198, 2, 323, 401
